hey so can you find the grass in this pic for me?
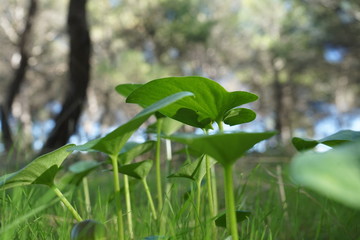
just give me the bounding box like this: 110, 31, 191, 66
1, 155, 360, 240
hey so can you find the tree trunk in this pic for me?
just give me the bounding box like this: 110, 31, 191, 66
1, 0, 38, 152
41, 0, 91, 154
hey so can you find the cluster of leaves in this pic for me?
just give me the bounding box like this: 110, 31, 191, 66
0, 76, 276, 240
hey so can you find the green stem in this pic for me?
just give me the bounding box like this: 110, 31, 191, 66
124, 175, 134, 239
51, 185, 83, 222
223, 164, 238, 240
217, 121, 224, 133
211, 166, 218, 215
110, 154, 124, 240
195, 180, 203, 238
142, 178, 157, 220
155, 118, 164, 212
205, 155, 217, 238
82, 177, 91, 214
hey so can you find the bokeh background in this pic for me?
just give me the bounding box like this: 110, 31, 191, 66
1, 0, 359, 166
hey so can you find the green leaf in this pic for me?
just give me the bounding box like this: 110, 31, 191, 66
126, 76, 258, 129
167, 132, 276, 166
118, 159, 153, 180
167, 155, 215, 182
0, 144, 75, 189
290, 141, 360, 209
223, 108, 256, 126
292, 130, 360, 151
146, 118, 183, 136
215, 210, 251, 228
61, 160, 102, 186
115, 83, 143, 98
69, 91, 194, 155
118, 141, 155, 165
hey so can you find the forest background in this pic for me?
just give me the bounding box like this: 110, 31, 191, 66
0, 0, 359, 169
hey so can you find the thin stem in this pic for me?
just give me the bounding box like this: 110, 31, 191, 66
142, 178, 157, 220
82, 177, 91, 214
155, 118, 164, 212
205, 155, 217, 238
124, 175, 134, 239
51, 185, 83, 222
211, 166, 218, 215
217, 121, 224, 133
223, 164, 238, 240
110, 154, 124, 240
195, 180, 203, 238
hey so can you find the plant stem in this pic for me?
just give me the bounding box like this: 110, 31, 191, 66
205, 155, 217, 238
110, 154, 124, 240
50, 185, 83, 222
142, 178, 157, 220
82, 177, 91, 214
195, 180, 203, 238
155, 118, 164, 212
124, 174, 134, 239
217, 121, 224, 133
223, 164, 238, 240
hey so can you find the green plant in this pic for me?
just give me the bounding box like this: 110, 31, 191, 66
291, 130, 360, 210
0, 76, 277, 240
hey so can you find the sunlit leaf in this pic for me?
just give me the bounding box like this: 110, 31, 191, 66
69, 91, 194, 155
118, 141, 155, 165
118, 159, 153, 180
292, 130, 360, 151
290, 141, 360, 209
126, 76, 258, 129
223, 108, 256, 126
215, 210, 251, 228
0, 144, 75, 189
167, 132, 276, 166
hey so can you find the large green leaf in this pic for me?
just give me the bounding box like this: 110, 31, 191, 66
118, 159, 153, 180
167, 155, 215, 182
290, 141, 360, 209
215, 210, 251, 228
167, 132, 276, 166
0, 144, 75, 189
292, 130, 360, 151
118, 141, 155, 165
69, 91, 193, 155
126, 76, 258, 129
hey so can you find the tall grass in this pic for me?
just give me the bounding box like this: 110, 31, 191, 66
1, 157, 360, 240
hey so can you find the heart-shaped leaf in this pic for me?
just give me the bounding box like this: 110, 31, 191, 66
292, 130, 360, 151
118, 141, 155, 165
0, 144, 75, 189
290, 141, 360, 209
167, 132, 276, 166
215, 210, 251, 228
69, 91, 193, 155
118, 159, 153, 180
167, 155, 215, 182
115, 83, 143, 98
223, 108, 256, 126
126, 76, 258, 129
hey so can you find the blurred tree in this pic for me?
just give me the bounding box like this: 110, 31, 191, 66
41, 0, 91, 154
1, 0, 38, 151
